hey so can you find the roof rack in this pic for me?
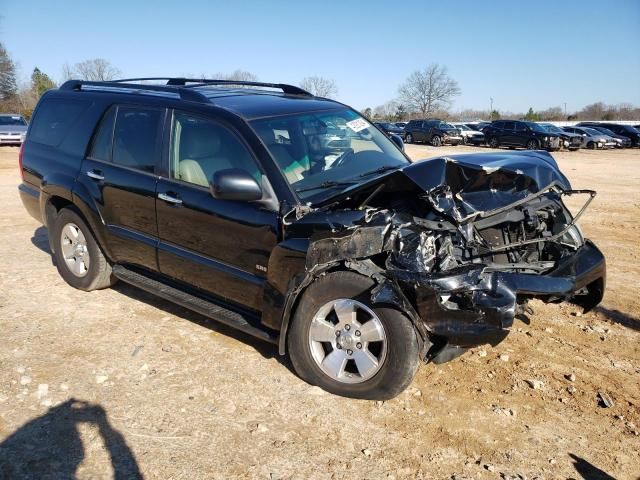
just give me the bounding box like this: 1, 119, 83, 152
59, 79, 210, 103
113, 77, 312, 96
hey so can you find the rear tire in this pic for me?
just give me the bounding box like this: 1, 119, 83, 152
288, 271, 419, 400
52, 208, 115, 291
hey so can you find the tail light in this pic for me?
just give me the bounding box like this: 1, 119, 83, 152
18, 142, 25, 180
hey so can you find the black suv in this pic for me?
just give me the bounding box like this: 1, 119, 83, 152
576, 122, 640, 147
403, 119, 462, 146
18, 78, 605, 399
483, 120, 561, 151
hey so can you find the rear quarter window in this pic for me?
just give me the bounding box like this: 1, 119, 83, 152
29, 98, 88, 146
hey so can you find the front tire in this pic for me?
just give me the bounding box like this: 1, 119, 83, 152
526, 139, 539, 150
488, 136, 500, 148
431, 135, 442, 147
405, 133, 413, 144
52, 208, 115, 291
288, 271, 419, 400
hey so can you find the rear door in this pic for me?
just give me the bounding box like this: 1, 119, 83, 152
513, 122, 529, 146
79, 104, 165, 270
501, 121, 516, 145
155, 110, 279, 311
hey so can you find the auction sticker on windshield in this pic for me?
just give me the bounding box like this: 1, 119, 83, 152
346, 118, 370, 133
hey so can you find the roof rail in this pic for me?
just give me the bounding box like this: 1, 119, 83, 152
59, 79, 210, 103
112, 77, 312, 96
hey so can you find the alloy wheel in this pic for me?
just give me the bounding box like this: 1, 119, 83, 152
60, 222, 90, 277
308, 299, 387, 384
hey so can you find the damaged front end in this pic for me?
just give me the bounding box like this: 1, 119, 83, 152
286, 151, 606, 363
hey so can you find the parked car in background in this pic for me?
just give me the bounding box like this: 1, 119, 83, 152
586, 126, 631, 148
470, 121, 490, 131
577, 122, 640, 147
452, 123, 485, 145
0, 114, 28, 145
404, 119, 462, 146
374, 122, 406, 138
540, 123, 582, 151
482, 120, 561, 151
562, 126, 616, 149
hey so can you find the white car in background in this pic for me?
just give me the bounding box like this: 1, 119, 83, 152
0, 114, 28, 145
452, 123, 485, 145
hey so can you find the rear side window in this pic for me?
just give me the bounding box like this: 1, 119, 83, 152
112, 106, 164, 173
88, 107, 116, 161
503, 122, 515, 130
29, 98, 88, 146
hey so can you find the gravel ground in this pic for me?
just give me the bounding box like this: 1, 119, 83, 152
0, 144, 638, 479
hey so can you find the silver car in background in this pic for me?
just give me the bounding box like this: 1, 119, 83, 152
0, 114, 28, 145
562, 126, 616, 149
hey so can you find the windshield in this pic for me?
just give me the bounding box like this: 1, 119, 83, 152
525, 122, 547, 133
584, 127, 605, 136
0, 116, 27, 126
439, 122, 456, 130
542, 124, 562, 133
251, 108, 409, 201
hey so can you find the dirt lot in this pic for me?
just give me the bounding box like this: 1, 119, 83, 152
0, 144, 638, 479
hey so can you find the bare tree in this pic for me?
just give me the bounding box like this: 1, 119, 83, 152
398, 64, 461, 116
214, 69, 259, 82
66, 58, 121, 81
373, 100, 398, 120
299, 76, 338, 98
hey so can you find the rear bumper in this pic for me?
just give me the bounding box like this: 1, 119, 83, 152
396, 240, 605, 350
18, 183, 43, 223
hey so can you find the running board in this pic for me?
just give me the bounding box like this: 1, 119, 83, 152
112, 265, 278, 344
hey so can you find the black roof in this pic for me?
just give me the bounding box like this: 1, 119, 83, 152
59, 78, 345, 120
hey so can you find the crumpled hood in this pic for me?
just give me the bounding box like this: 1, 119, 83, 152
400, 151, 571, 222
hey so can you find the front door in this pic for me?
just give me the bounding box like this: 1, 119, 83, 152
78, 104, 165, 270
155, 110, 279, 311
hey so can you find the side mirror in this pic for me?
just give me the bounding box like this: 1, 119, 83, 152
210, 168, 262, 202
390, 134, 405, 151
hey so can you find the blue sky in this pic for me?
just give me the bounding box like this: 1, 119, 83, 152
2, 0, 639, 112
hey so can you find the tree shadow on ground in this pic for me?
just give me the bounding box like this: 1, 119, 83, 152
569, 453, 616, 480
0, 399, 142, 480
593, 305, 640, 332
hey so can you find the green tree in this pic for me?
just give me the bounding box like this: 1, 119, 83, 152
31, 67, 56, 97
362, 107, 372, 119
524, 107, 539, 121
0, 42, 18, 100
490, 109, 500, 120
394, 104, 407, 121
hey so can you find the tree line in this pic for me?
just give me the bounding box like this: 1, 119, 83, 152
0, 41, 637, 122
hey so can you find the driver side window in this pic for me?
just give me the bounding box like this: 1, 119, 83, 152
170, 112, 260, 188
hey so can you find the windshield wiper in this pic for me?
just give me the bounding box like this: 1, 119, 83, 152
295, 180, 358, 193
358, 165, 401, 178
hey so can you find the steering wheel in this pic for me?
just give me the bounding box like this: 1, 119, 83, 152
330, 148, 355, 169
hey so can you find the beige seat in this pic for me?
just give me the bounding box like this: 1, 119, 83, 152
178, 159, 209, 187
177, 127, 233, 187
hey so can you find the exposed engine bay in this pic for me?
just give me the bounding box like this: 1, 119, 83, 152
284, 152, 606, 363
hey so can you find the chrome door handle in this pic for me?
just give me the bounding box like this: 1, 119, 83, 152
86, 170, 104, 181
158, 192, 183, 205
